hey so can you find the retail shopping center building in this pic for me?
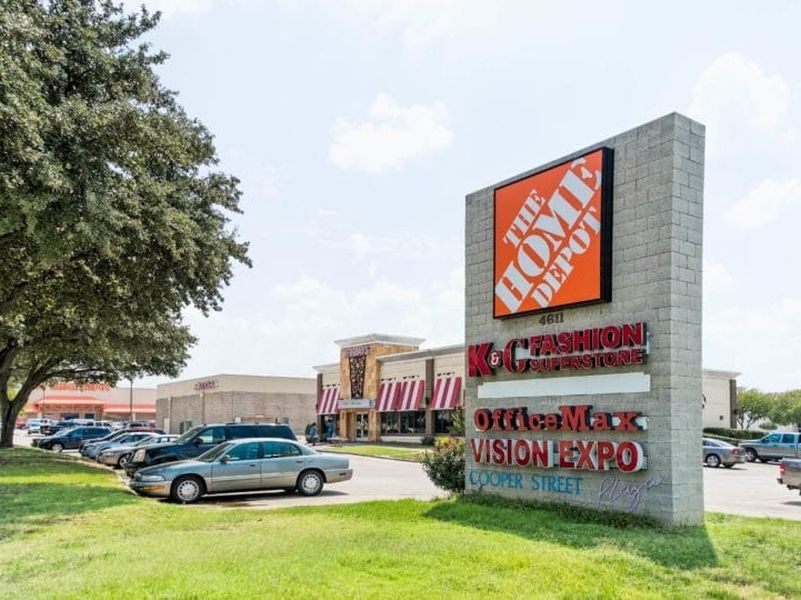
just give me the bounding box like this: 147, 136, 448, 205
312, 333, 738, 443
25, 340, 737, 441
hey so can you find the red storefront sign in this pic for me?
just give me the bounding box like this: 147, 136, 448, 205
468, 322, 647, 377
470, 404, 648, 473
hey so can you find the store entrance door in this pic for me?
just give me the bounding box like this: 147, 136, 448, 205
355, 412, 369, 441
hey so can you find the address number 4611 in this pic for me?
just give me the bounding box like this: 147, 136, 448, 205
538, 313, 564, 325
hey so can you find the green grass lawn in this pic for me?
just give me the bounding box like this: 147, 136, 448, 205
321, 444, 427, 462
2, 448, 801, 599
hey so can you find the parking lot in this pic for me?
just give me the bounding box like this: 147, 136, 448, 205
13, 429, 800, 520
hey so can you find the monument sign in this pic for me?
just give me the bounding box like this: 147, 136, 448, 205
464, 113, 705, 525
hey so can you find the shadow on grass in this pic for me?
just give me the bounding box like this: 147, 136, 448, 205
191, 488, 349, 507
0, 448, 140, 542
424, 494, 719, 570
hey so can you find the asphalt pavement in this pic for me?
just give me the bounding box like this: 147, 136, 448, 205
703, 460, 801, 520
12, 430, 801, 520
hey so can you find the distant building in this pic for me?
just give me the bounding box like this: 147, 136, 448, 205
702, 369, 740, 429
25, 382, 156, 421
156, 374, 316, 435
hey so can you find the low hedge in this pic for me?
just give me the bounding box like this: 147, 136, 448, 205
703, 427, 766, 440
703, 433, 743, 445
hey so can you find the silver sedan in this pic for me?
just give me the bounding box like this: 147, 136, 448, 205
703, 438, 744, 468
97, 434, 178, 468
128, 438, 353, 503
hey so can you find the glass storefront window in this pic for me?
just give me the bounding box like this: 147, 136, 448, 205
434, 411, 453, 434
400, 411, 426, 434
381, 411, 425, 435
381, 413, 400, 434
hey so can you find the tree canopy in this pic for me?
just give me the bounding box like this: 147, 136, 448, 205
736, 387, 801, 430
0, 0, 250, 446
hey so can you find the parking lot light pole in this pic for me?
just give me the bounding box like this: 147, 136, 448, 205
129, 378, 133, 422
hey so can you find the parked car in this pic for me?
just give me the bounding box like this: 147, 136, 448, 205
79, 429, 136, 455
740, 432, 801, 463
83, 431, 158, 460
15, 418, 27, 429
27, 418, 56, 434
123, 423, 297, 477
40, 420, 81, 436
35, 426, 112, 452
129, 438, 352, 503
702, 438, 744, 468
97, 434, 179, 468
778, 459, 801, 495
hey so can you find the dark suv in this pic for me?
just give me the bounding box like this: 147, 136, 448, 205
35, 426, 112, 452
122, 423, 297, 477
40, 420, 76, 437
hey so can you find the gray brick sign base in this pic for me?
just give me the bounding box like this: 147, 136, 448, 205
464, 113, 705, 526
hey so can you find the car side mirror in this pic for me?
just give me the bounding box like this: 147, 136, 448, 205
193, 438, 204, 445
220, 456, 229, 464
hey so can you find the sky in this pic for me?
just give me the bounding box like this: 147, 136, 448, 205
126, 0, 801, 392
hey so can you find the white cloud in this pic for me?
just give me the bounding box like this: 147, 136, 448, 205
703, 258, 734, 291
688, 52, 793, 149
344, 230, 461, 261
704, 297, 801, 390
329, 93, 453, 174
725, 178, 801, 229
125, 0, 215, 18
343, 0, 460, 47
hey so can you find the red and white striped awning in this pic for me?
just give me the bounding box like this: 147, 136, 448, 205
376, 381, 401, 412
317, 386, 340, 415
396, 379, 425, 412
431, 376, 462, 410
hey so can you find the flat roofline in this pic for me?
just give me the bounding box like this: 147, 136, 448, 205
378, 343, 465, 363
312, 363, 340, 372
158, 373, 315, 386
334, 333, 425, 349
702, 368, 741, 379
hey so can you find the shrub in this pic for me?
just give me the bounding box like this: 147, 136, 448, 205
422, 436, 465, 494
420, 435, 435, 447
448, 408, 465, 436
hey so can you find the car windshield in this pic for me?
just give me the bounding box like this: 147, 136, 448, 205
174, 426, 202, 444
56, 427, 78, 436
130, 436, 157, 447
197, 442, 234, 463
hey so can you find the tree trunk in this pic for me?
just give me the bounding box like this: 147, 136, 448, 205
0, 401, 19, 448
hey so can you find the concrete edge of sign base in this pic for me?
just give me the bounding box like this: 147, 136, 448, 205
464, 112, 705, 526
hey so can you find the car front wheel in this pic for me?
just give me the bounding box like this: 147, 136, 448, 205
297, 470, 324, 497
51, 443, 64, 453
170, 476, 205, 504
117, 453, 132, 468
705, 454, 721, 468
745, 448, 758, 462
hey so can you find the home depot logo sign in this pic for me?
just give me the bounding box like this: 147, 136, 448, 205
494, 148, 613, 317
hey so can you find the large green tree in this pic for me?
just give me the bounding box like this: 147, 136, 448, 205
0, 0, 249, 446
768, 390, 801, 428
734, 387, 773, 430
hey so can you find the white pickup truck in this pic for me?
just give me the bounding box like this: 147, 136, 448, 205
778, 459, 801, 495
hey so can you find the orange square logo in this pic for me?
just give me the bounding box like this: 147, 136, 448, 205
494, 148, 612, 318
